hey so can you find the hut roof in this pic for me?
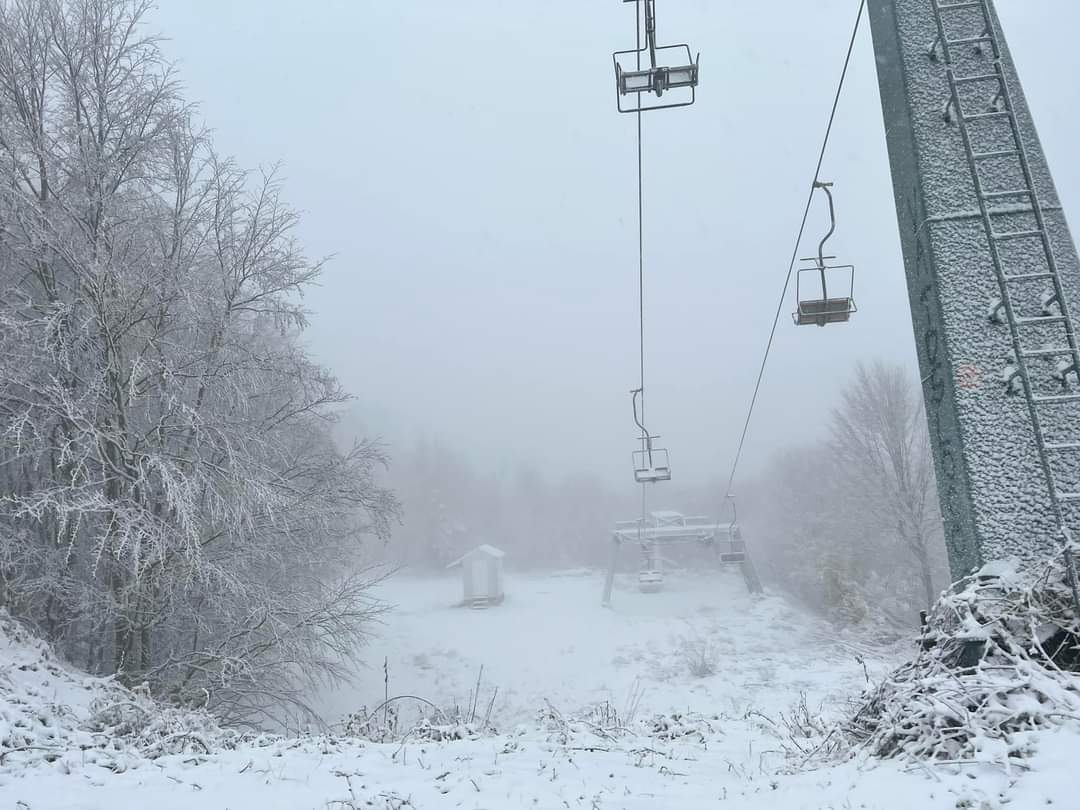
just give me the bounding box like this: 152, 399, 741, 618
446, 544, 506, 568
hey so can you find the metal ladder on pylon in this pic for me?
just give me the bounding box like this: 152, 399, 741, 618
929, 0, 1080, 608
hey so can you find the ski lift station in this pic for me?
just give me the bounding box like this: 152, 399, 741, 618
447, 545, 506, 609
601, 509, 763, 606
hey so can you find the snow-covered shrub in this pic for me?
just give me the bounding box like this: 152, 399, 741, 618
644, 712, 720, 743
536, 699, 634, 744
677, 631, 721, 678
846, 557, 1080, 765
342, 697, 493, 744
83, 683, 257, 757
535, 699, 722, 748
780, 693, 831, 743
0, 611, 268, 771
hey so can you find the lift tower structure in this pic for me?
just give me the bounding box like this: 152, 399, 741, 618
868, 0, 1080, 585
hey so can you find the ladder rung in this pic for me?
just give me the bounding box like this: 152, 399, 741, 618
1046, 442, 1080, 453
974, 149, 1019, 161
1058, 492, 1080, 502
1016, 315, 1068, 326
1021, 348, 1074, 359
965, 111, 1011, 122
936, 1, 982, 9
955, 72, 1000, 85
949, 35, 994, 47
1034, 393, 1080, 405
1005, 272, 1056, 282
993, 229, 1044, 242
981, 189, 1032, 200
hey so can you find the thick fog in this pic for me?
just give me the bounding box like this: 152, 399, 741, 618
7, 3, 1080, 802
152, 0, 1080, 488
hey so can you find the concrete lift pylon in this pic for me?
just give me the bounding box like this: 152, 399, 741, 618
867, 0, 1080, 590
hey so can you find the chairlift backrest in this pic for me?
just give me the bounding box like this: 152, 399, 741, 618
613, 0, 699, 113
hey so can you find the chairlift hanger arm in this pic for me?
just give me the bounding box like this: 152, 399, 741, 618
630, 387, 650, 439
629, 387, 670, 478
813, 181, 837, 269
810, 181, 837, 304
645, 0, 658, 69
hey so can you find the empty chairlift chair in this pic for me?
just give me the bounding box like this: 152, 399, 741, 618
633, 441, 671, 483
613, 0, 699, 113
630, 388, 671, 483
638, 547, 664, 592
793, 181, 857, 327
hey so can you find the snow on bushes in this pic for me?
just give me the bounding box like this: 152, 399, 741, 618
846, 557, 1080, 766
341, 698, 490, 744
0, 611, 267, 772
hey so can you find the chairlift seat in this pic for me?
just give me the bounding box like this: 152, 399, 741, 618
638, 570, 664, 592
794, 297, 856, 326
793, 263, 857, 327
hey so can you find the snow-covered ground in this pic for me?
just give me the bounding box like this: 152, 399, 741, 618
3, 569, 1079, 809
315, 568, 898, 730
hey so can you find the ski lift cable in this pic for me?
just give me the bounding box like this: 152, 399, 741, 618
636, 0, 648, 537
722, 0, 866, 500
636, 0, 646, 434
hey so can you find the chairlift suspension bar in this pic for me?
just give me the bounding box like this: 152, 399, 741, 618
630, 388, 652, 462
644, 0, 657, 69
814, 181, 837, 302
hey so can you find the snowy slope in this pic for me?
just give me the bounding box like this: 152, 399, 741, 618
0, 611, 268, 775
2, 571, 1079, 809
314, 568, 900, 730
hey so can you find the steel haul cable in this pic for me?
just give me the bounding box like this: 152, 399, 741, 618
723, 0, 867, 500
636, 0, 648, 540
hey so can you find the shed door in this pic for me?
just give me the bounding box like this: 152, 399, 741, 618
470, 558, 492, 597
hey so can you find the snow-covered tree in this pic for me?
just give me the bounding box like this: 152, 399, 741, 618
744, 362, 949, 626
0, 0, 398, 725
828, 361, 948, 609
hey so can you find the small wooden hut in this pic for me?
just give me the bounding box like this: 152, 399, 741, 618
447, 544, 505, 608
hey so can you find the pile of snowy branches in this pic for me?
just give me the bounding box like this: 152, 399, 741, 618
846, 557, 1080, 766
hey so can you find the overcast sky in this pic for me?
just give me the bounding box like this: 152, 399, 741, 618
152, 0, 1080, 493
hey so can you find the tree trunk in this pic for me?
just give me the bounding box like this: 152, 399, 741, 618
915, 539, 937, 609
